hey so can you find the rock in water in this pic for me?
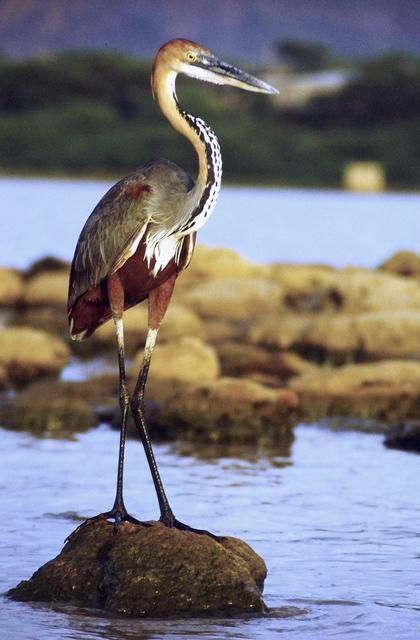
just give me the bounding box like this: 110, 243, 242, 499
9, 519, 267, 616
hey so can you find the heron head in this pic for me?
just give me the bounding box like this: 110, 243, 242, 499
154, 38, 278, 95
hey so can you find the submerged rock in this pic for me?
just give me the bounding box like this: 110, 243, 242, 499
384, 422, 420, 453
9, 519, 267, 617
289, 360, 420, 423
0, 376, 117, 435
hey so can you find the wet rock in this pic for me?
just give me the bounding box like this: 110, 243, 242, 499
152, 376, 298, 444
289, 360, 420, 423
270, 264, 420, 314
379, 251, 420, 279
92, 303, 206, 353
24, 270, 69, 307
9, 519, 267, 617
0, 267, 24, 306
0, 326, 69, 387
384, 422, 420, 453
250, 310, 420, 363
0, 376, 116, 434
178, 277, 283, 322
130, 336, 220, 384
216, 340, 317, 379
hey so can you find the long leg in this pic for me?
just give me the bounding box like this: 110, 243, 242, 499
130, 274, 222, 540
66, 274, 140, 541
130, 275, 176, 525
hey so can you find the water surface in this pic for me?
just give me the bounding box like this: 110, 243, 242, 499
0, 424, 418, 639
2, 176, 420, 269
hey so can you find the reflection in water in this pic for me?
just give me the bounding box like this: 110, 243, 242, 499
1, 424, 419, 639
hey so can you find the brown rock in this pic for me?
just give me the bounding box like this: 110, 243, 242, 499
177, 245, 268, 288
379, 251, 420, 278
216, 340, 317, 379
24, 271, 69, 307
0, 267, 24, 306
0, 376, 117, 434
289, 360, 420, 422
302, 310, 420, 361
9, 519, 267, 617
130, 336, 220, 384
153, 376, 298, 444
178, 277, 283, 322
0, 326, 69, 386
248, 315, 310, 350
270, 264, 420, 313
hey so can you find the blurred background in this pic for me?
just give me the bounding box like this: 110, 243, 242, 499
0, 0, 419, 188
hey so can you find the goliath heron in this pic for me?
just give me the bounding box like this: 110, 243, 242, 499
68, 39, 277, 534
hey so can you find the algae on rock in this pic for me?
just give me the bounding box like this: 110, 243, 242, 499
9, 519, 267, 617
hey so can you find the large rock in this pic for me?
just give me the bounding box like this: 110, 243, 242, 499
248, 315, 310, 351
179, 277, 283, 321
0, 376, 116, 434
177, 245, 268, 288
130, 336, 220, 384
9, 519, 267, 616
0, 326, 69, 386
0, 267, 24, 306
379, 251, 420, 278
289, 360, 420, 423
152, 376, 298, 444
216, 340, 317, 379
270, 264, 420, 313
250, 310, 420, 362
24, 270, 69, 307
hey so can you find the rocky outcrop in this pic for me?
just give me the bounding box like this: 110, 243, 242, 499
9, 519, 267, 617
24, 270, 69, 307
0, 376, 116, 434
0, 326, 69, 387
379, 250, 420, 278
130, 336, 220, 384
151, 376, 298, 444
289, 360, 420, 422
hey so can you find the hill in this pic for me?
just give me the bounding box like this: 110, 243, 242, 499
1, 0, 420, 62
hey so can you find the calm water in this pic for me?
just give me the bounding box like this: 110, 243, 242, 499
0, 424, 419, 639
1, 176, 420, 269
1, 177, 420, 638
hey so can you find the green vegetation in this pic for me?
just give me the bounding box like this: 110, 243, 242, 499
0, 49, 419, 188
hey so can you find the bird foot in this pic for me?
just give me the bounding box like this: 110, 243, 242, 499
159, 514, 224, 543
65, 508, 143, 543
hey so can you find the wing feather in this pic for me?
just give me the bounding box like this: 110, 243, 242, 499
67, 171, 152, 314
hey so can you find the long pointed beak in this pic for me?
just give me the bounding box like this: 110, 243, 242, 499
196, 54, 279, 94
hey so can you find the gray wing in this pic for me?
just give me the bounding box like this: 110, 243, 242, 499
67, 160, 192, 314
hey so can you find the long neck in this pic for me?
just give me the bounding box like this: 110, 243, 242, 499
152, 67, 222, 232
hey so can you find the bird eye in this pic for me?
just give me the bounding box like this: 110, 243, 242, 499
186, 51, 197, 63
